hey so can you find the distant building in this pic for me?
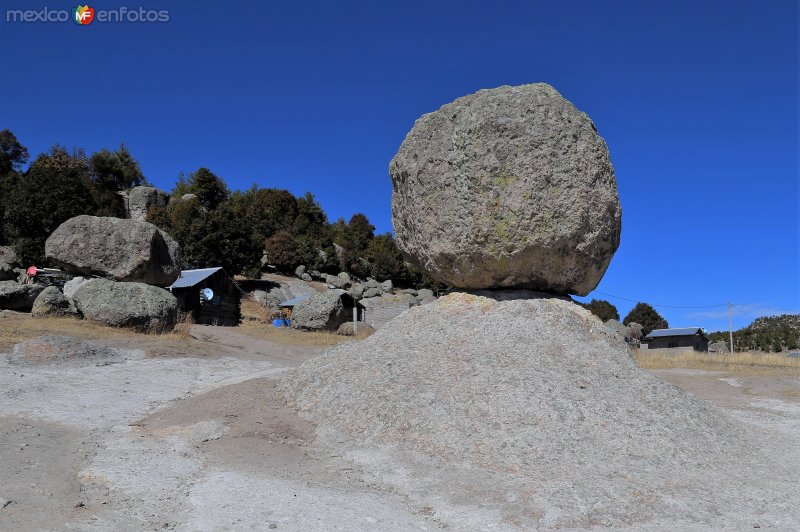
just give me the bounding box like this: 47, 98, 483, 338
168, 267, 242, 326
643, 327, 709, 352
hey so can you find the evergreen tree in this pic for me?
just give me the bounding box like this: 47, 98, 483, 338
90, 144, 147, 217
0, 130, 28, 244
365, 233, 407, 282
0, 129, 28, 176
337, 213, 375, 275
4, 152, 96, 264
180, 167, 229, 210
623, 303, 669, 337
581, 299, 620, 322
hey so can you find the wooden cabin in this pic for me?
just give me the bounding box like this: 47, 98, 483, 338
168, 267, 242, 326
643, 327, 709, 352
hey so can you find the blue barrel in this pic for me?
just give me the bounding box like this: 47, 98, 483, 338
272, 319, 285, 328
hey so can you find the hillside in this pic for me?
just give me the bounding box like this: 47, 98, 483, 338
709, 314, 800, 352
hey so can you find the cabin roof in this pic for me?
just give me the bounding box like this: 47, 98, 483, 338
646, 327, 704, 338
168, 267, 223, 289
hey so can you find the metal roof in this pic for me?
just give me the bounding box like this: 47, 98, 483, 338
646, 327, 704, 338
168, 267, 222, 289
280, 294, 311, 307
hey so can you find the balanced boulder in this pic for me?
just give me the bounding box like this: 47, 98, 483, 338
291, 290, 352, 331
45, 215, 181, 286
0, 281, 44, 311
390, 83, 621, 295
126, 186, 169, 222
31, 286, 79, 318
72, 278, 177, 332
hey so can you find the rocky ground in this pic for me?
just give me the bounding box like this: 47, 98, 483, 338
1, 309, 799, 531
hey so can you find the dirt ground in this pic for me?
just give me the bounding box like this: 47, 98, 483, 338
1, 313, 799, 530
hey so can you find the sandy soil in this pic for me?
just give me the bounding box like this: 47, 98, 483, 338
1, 319, 799, 531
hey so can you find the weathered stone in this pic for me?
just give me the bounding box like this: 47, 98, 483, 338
181, 193, 199, 202
402, 288, 418, 296
72, 278, 177, 332
9, 335, 123, 366
0, 263, 16, 281
45, 215, 181, 286
127, 186, 169, 222
0, 246, 19, 267
363, 286, 382, 298
604, 319, 629, 339
252, 289, 268, 306
390, 83, 621, 295
627, 322, 644, 342
400, 293, 419, 307
295, 265, 307, 278
381, 280, 394, 293
325, 273, 351, 289
709, 341, 729, 353
0, 281, 44, 311
62, 276, 89, 299
291, 291, 352, 331
416, 288, 435, 304
300, 273, 312, 282
336, 322, 375, 336
31, 286, 79, 318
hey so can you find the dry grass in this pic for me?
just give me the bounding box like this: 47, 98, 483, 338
634, 348, 800, 376
238, 298, 358, 347
0, 312, 196, 352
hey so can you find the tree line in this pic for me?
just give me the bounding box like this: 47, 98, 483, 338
0, 129, 432, 286
580, 298, 669, 337
708, 314, 800, 353
583, 297, 799, 351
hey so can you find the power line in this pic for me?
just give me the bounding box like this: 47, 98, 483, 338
591, 290, 730, 309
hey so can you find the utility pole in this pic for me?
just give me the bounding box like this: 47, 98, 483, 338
728, 303, 734, 354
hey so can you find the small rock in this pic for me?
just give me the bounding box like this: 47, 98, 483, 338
1, 499, 12, 509
268, 524, 278, 529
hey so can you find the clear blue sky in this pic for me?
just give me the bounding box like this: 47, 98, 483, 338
2, 0, 797, 331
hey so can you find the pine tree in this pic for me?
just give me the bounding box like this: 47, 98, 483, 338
623, 303, 668, 337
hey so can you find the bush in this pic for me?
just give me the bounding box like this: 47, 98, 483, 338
581, 299, 620, 322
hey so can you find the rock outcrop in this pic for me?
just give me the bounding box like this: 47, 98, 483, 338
126, 186, 170, 222
72, 278, 177, 332
390, 83, 621, 295
291, 291, 352, 331
31, 286, 79, 318
709, 341, 729, 353
0, 281, 44, 311
0, 246, 20, 281
8, 335, 123, 366
45, 215, 181, 286
282, 293, 799, 528
62, 276, 89, 299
